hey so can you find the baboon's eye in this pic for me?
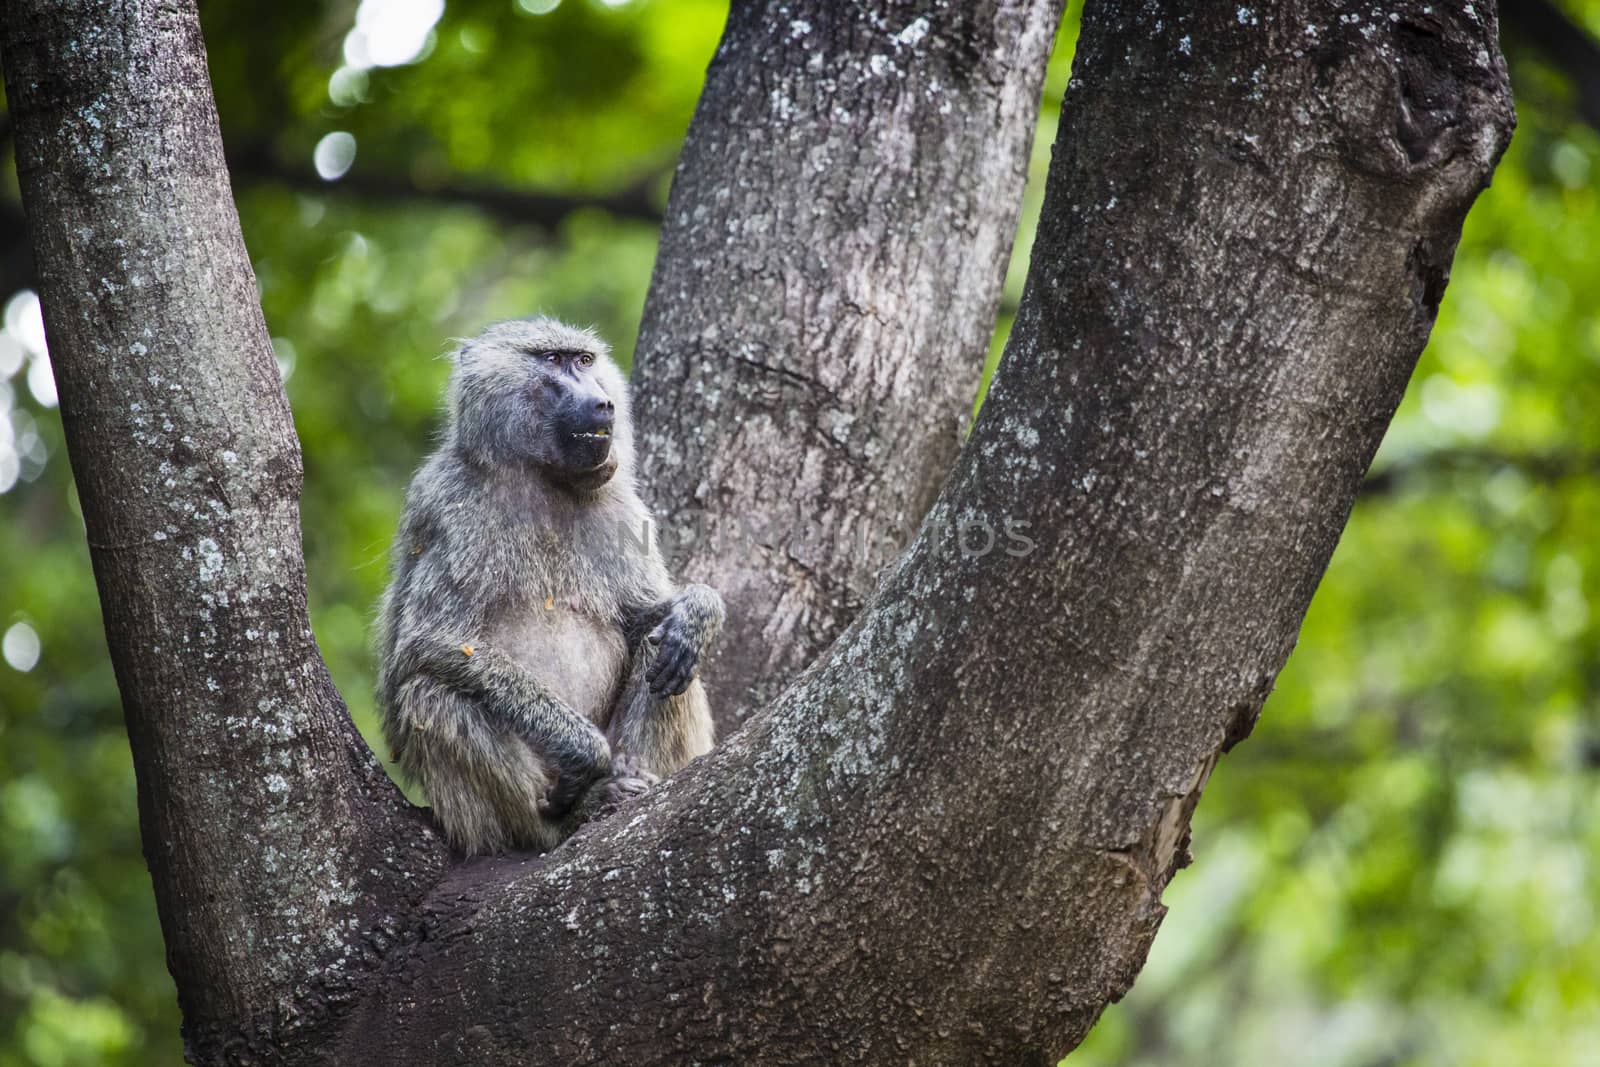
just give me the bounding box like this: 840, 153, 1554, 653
578, 353, 594, 368
543, 352, 561, 365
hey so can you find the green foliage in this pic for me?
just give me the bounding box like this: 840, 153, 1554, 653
0, 2, 1596, 1064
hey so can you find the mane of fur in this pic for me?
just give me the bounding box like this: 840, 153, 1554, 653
427, 317, 663, 616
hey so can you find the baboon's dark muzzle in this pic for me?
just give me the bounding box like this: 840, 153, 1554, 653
555, 400, 614, 469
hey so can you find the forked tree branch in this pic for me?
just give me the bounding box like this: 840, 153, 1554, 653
344, 3, 1515, 1063
2, 1, 1513, 1065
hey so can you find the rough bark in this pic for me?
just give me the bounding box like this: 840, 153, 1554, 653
0, 3, 448, 1060
631, 0, 1065, 731
4, 1, 1512, 1065
334, 5, 1513, 1062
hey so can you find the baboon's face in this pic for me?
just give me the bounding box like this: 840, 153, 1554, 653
452, 319, 628, 490
525, 346, 616, 480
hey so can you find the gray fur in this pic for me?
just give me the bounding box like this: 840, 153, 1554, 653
376, 318, 721, 855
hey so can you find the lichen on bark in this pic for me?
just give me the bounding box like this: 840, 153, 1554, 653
1, 1, 1514, 1064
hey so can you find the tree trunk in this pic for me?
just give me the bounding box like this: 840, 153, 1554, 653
631, 0, 1064, 732
2, 1, 1513, 1065
0, 3, 450, 1059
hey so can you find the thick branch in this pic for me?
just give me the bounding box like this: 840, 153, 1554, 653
630, 0, 1066, 732
0, 2, 444, 1060
339, 3, 1515, 1064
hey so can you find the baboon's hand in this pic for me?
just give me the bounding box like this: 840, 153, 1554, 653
602, 754, 660, 806
542, 726, 613, 817
554, 756, 659, 837
645, 585, 723, 697
645, 616, 698, 697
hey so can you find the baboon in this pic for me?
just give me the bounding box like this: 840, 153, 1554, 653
375, 318, 722, 855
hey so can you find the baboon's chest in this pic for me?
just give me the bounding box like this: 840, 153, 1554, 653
490, 604, 628, 726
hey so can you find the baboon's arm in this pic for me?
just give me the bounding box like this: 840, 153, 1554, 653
620, 582, 725, 698
397, 632, 613, 814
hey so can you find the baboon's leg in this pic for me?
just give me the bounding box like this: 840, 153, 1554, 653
393, 675, 562, 855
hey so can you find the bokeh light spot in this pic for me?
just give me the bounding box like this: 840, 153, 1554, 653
3, 289, 48, 358
3, 621, 41, 672
343, 0, 444, 70
314, 132, 358, 181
